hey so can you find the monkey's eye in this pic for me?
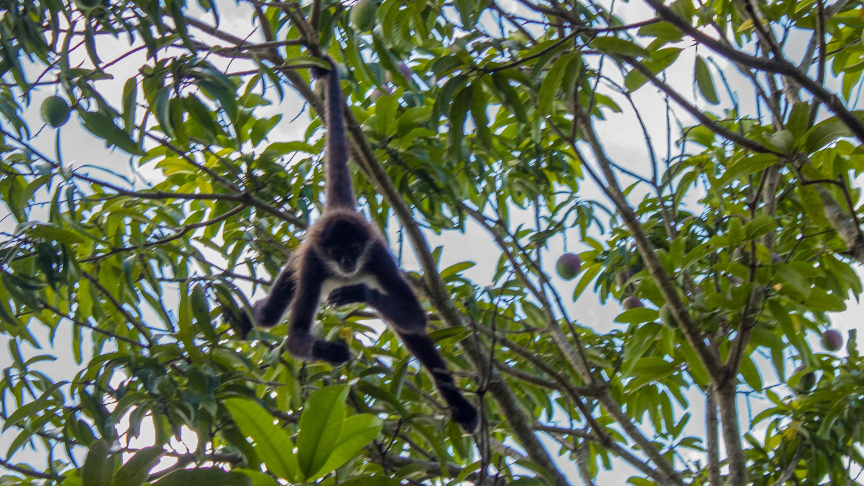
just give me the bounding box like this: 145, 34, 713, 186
349, 243, 362, 253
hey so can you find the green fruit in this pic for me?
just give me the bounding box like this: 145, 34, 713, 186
350, 0, 377, 31
556, 253, 582, 280
622, 296, 643, 310
41, 96, 70, 128
821, 329, 843, 352
659, 304, 676, 328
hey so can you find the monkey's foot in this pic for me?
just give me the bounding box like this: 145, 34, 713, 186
312, 340, 352, 365
451, 399, 479, 434
327, 285, 369, 307
439, 384, 479, 433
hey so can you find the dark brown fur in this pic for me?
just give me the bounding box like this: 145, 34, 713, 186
238, 58, 479, 432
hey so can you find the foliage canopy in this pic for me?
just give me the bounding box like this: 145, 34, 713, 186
0, 0, 864, 484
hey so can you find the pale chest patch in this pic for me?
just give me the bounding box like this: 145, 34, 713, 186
319, 272, 385, 304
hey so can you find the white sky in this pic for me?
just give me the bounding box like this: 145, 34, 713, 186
0, 0, 861, 484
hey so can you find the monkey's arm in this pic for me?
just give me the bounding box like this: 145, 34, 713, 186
238, 261, 297, 337
328, 242, 426, 333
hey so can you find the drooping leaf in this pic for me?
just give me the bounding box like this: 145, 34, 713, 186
111, 446, 164, 486
82, 440, 113, 486
694, 56, 719, 104
154, 468, 252, 486
296, 385, 350, 480
79, 110, 144, 155
307, 414, 383, 481
224, 399, 300, 482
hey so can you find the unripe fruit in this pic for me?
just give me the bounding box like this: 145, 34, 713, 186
622, 296, 643, 310
41, 96, 70, 128
821, 329, 843, 352
350, 0, 377, 32
659, 304, 676, 328
791, 365, 815, 393
556, 253, 582, 280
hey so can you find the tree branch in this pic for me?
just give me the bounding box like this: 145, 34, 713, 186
624, 57, 777, 154
644, 0, 864, 143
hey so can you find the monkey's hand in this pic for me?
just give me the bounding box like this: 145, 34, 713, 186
312, 340, 352, 365
328, 284, 371, 307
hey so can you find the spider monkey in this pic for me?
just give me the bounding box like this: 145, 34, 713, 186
238, 58, 479, 433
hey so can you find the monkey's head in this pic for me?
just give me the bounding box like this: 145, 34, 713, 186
316, 214, 373, 276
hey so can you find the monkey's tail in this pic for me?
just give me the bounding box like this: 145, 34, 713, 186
312, 57, 356, 211
398, 332, 480, 433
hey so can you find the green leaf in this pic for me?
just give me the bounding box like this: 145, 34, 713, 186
439, 261, 476, 280
307, 414, 383, 481
786, 102, 810, 139
744, 213, 775, 240
197, 79, 238, 122
190, 284, 217, 341
224, 399, 300, 482
79, 110, 144, 156
694, 56, 719, 104
122, 78, 138, 132
614, 307, 659, 324
82, 440, 113, 486
296, 385, 350, 480
154, 86, 175, 139
491, 73, 527, 123
626, 356, 676, 378
447, 85, 472, 162
739, 354, 763, 391
573, 264, 601, 301
430, 55, 464, 77
432, 75, 468, 129
624, 48, 681, 92
768, 130, 794, 153
470, 85, 491, 149
775, 265, 811, 299
27, 223, 87, 244
111, 446, 164, 486
154, 468, 252, 486
592, 37, 648, 58
233, 470, 281, 486
638, 21, 684, 42
804, 121, 850, 152
714, 153, 777, 189
538, 53, 574, 114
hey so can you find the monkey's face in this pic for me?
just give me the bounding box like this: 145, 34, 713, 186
317, 216, 371, 276
323, 242, 364, 274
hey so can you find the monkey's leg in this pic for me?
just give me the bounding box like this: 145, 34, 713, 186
287, 255, 351, 365
398, 331, 479, 433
